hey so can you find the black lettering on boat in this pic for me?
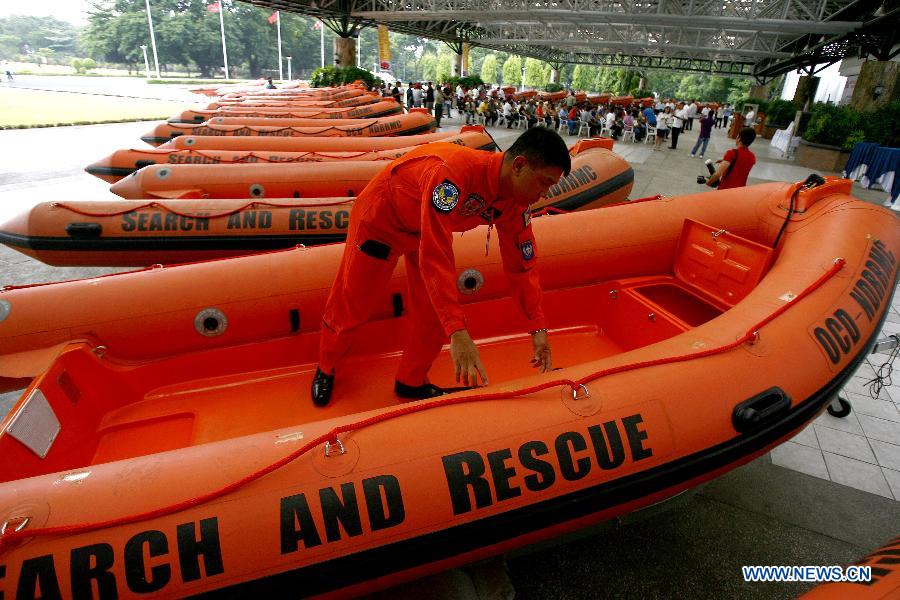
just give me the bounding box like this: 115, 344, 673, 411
281, 476, 405, 554
335, 210, 350, 230
814, 307, 862, 365
176, 517, 224, 582
15, 555, 62, 600
850, 242, 897, 322
442, 414, 654, 516
121, 212, 137, 232
124, 530, 170, 594
71, 543, 117, 599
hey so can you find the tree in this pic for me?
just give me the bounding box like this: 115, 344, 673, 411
480, 54, 499, 85
523, 57, 548, 88
572, 64, 598, 92
501, 55, 522, 86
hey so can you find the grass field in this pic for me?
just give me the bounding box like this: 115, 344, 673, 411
0, 88, 188, 128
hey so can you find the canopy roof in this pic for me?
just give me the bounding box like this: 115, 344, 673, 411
246, 0, 898, 78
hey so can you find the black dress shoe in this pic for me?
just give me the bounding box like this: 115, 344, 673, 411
394, 381, 450, 400
311, 368, 335, 407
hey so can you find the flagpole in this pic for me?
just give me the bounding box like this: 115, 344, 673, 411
320, 22, 325, 68
276, 12, 283, 81
218, 1, 229, 79
144, 0, 160, 79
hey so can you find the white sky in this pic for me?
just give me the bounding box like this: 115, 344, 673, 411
8, 0, 94, 25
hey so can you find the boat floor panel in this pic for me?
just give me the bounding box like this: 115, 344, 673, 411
90, 326, 621, 464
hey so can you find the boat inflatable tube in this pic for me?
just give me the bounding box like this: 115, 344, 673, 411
142, 110, 437, 146
108, 142, 630, 203
86, 128, 498, 184
800, 533, 900, 599
0, 179, 897, 599
2, 146, 625, 266
157, 126, 486, 152
169, 99, 404, 124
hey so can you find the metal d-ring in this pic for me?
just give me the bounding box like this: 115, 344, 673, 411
1, 516, 30, 535
324, 438, 345, 457
572, 384, 590, 400
712, 228, 728, 240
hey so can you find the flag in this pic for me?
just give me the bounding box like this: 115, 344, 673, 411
207, 2, 221, 13
462, 42, 470, 77
268, 11, 278, 24
314, 20, 323, 30
377, 25, 391, 71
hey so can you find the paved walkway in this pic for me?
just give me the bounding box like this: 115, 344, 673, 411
0, 111, 898, 599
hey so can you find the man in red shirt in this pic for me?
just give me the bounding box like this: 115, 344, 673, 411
311, 128, 571, 406
707, 127, 757, 190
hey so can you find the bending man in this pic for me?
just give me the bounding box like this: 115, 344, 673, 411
311, 128, 571, 406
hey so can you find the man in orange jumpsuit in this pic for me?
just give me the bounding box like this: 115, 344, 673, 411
311, 127, 571, 405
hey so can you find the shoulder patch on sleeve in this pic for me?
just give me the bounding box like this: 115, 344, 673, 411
431, 180, 460, 213
521, 239, 535, 261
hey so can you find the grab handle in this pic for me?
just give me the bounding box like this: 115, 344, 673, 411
732, 387, 791, 433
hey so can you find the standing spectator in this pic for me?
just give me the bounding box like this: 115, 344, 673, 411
685, 99, 697, 131
670, 104, 687, 149
654, 99, 665, 114
706, 127, 757, 190
406, 82, 414, 108
654, 106, 671, 150
724, 104, 734, 128
443, 84, 453, 118
433, 84, 445, 128
690, 110, 716, 158
566, 92, 577, 110
391, 82, 402, 105
412, 84, 424, 108
715, 104, 725, 128
744, 106, 756, 126
424, 82, 435, 110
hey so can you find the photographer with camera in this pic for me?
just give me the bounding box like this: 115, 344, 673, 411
701, 126, 757, 190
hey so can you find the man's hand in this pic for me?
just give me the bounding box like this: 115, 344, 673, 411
530, 330, 552, 373
450, 329, 489, 387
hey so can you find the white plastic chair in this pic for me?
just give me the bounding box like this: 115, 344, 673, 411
621, 125, 635, 143
644, 125, 657, 144
577, 117, 592, 137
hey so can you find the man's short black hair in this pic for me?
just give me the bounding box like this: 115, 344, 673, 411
506, 127, 571, 176
739, 126, 756, 147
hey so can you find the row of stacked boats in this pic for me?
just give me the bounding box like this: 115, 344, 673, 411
0, 80, 896, 598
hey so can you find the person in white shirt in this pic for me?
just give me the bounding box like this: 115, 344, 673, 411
503, 100, 516, 128
411, 85, 423, 108
655, 100, 665, 114
670, 105, 688, 149
745, 108, 756, 125
701, 106, 710, 117
715, 105, 726, 128
685, 100, 698, 131
654, 106, 671, 151
605, 109, 615, 131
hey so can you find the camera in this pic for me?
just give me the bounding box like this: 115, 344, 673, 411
697, 159, 719, 187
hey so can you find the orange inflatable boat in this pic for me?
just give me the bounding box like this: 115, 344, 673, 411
142, 110, 437, 146
801, 534, 900, 599
169, 99, 404, 124
206, 93, 380, 110
0, 178, 897, 598
2, 145, 631, 266
156, 126, 483, 153
108, 143, 631, 202
86, 128, 498, 183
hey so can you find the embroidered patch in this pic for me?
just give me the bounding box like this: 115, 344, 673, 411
521, 240, 535, 261
431, 180, 460, 213
522, 208, 532, 228
479, 206, 503, 222
459, 193, 486, 217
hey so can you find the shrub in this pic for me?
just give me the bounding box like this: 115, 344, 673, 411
764, 99, 797, 127
803, 103, 859, 149
310, 66, 376, 89
544, 82, 564, 93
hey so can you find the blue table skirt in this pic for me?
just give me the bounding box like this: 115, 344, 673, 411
844, 142, 900, 203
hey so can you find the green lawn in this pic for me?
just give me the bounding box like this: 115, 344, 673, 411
0, 88, 188, 128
